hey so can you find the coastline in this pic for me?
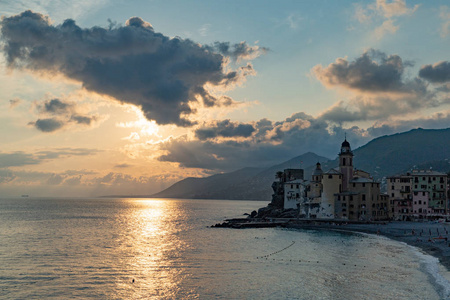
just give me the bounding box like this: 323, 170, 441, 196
287, 221, 450, 271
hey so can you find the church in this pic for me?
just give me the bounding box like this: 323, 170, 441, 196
283, 138, 390, 221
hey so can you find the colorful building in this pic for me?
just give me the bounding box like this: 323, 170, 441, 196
387, 170, 449, 219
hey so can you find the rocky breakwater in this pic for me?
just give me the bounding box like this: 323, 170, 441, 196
212, 175, 301, 228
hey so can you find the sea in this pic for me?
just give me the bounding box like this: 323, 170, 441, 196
1, 197, 450, 300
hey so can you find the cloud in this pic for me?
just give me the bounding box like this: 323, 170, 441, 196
30, 97, 104, 132
0, 11, 264, 127
195, 120, 256, 140
34, 148, 101, 159
114, 163, 132, 168
158, 107, 450, 171
375, 0, 418, 18
213, 42, 268, 62
354, 0, 419, 39
374, 19, 398, 39
31, 118, 65, 132
317, 90, 440, 124
312, 49, 416, 93
312, 49, 450, 123
419, 61, 450, 83
440, 6, 450, 38
199, 24, 211, 37
0, 152, 42, 168
0, 148, 101, 168
158, 113, 371, 171
9, 98, 21, 109
40, 98, 72, 114
367, 111, 450, 136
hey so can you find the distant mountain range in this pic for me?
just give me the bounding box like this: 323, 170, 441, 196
152, 128, 450, 201
151, 152, 329, 200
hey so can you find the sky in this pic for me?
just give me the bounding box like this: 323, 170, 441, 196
1, 0, 450, 197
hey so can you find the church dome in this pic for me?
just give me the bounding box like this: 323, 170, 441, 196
312, 162, 323, 176
341, 139, 350, 148
340, 138, 353, 155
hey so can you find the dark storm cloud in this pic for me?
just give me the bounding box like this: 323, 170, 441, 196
195, 120, 256, 140
1, 11, 262, 127
419, 61, 450, 83
312, 49, 422, 93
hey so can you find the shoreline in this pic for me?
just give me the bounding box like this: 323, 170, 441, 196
286, 221, 450, 271
213, 218, 450, 271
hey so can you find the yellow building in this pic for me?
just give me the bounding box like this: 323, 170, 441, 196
308, 139, 389, 221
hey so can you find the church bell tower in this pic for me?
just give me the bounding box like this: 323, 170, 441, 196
339, 137, 353, 192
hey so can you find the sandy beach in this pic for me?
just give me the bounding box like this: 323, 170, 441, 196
288, 221, 450, 270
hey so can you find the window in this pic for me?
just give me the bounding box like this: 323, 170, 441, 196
362, 183, 365, 187
328, 175, 332, 179
296, 184, 299, 188
362, 194, 366, 201
291, 184, 293, 188
391, 193, 394, 197
422, 192, 425, 196
353, 183, 355, 187
391, 185, 394, 190
343, 158, 346, 165
419, 200, 422, 205
421, 185, 427, 189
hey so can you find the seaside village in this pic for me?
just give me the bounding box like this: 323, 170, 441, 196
268, 138, 449, 222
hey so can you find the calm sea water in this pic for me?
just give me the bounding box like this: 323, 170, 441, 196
1, 198, 450, 299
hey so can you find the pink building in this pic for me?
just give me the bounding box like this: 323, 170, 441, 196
412, 191, 430, 218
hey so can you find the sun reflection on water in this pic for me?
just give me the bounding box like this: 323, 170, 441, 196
111, 198, 193, 299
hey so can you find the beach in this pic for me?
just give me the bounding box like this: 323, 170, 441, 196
288, 221, 450, 271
